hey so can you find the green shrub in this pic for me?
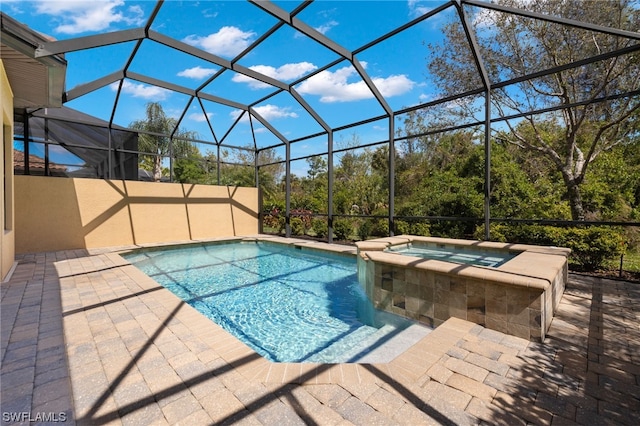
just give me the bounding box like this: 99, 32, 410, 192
476, 223, 624, 271
475, 224, 503, 242
357, 219, 372, 240
370, 219, 389, 237
395, 220, 411, 235
395, 220, 430, 236
556, 227, 624, 271
290, 217, 305, 236
333, 219, 353, 241
312, 218, 328, 238
291, 209, 312, 231
429, 221, 469, 239
262, 213, 281, 231
263, 214, 286, 234
357, 218, 390, 239
410, 222, 431, 237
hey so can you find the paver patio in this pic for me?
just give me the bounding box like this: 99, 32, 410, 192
1, 242, 639, 425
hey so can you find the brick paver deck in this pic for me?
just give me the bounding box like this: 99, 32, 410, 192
2, 246, 639, 425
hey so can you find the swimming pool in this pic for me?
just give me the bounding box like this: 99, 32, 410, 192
122, 241, 420, 363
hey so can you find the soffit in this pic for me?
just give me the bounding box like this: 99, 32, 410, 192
0, 13, 66, 110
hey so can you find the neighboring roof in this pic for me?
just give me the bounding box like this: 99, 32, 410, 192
0, 12, 66, 110
13, 150, 68, 173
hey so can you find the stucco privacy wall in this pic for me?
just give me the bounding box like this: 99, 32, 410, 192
15, 176, 258, 253
1, 61, 15, 280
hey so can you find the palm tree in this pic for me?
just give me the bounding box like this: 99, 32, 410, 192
130, 102, 198, 182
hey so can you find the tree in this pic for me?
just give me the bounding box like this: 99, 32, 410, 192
302, 156, 328, 212
306, 156, 327, 180
490, 140, 571, 219
393, 130, 485, 237
427, 0, 640, 220
174, 157, 206, 184
130, 102, 198, 182
257, 148, 284, 201
333, 148, 387, 216
218, 148, 255, 187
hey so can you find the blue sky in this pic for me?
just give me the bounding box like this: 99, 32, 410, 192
3, 0, 472, 174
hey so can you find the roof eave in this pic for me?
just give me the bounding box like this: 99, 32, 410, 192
1, 12, 67, 110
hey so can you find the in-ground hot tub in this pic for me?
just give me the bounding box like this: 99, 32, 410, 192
356, 235, 570, 341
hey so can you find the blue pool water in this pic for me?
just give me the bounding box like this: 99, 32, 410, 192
387, 244, 517, 268
123, 241, 416, 363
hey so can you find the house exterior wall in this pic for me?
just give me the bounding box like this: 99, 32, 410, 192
1, 60, 15, 280
15, 176, 259, 253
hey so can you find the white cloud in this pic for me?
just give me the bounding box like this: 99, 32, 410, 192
189, 112, 213, 122
34, 0, 144, 34
294, 20, 337, 39
177, 66, 217, 80
318, 8, 337, 19
124, 5, 145, 25
1, 0, 25, 15
110, 80, 169, 100
254, 104, 298, 120
183, 26, 256, 58
231, 77, 270, 90
407, 0, 433, 18
232, 62, 318, 89
374, 75, 416, 97
230, 105, 298, 122
297, 64, 415, 103
202, 9, 219, 19
315, 20, 338, 35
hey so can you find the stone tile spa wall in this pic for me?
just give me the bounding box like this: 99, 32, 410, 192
356, 236, 570, 341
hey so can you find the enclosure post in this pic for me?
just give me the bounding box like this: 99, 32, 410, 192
108, 128, 113, 179
23, 111, 30, 175
44, 144, 49, 176
169, 137, 173, 183
389, 113, 395, 237
328, 131, 334, 244
217, 145, 221, 185
258, 187, 263, 235
456, 1, 492, 240
256, 153, 261, 234
285, 142, 291, 238
44, 117, 49, 176
484, 91, 491, 240
254, 151, 259, 188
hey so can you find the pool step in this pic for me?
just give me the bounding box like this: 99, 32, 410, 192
353, 323, 432, 363
336, 323, 432, 363
304, 325, 381, 363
